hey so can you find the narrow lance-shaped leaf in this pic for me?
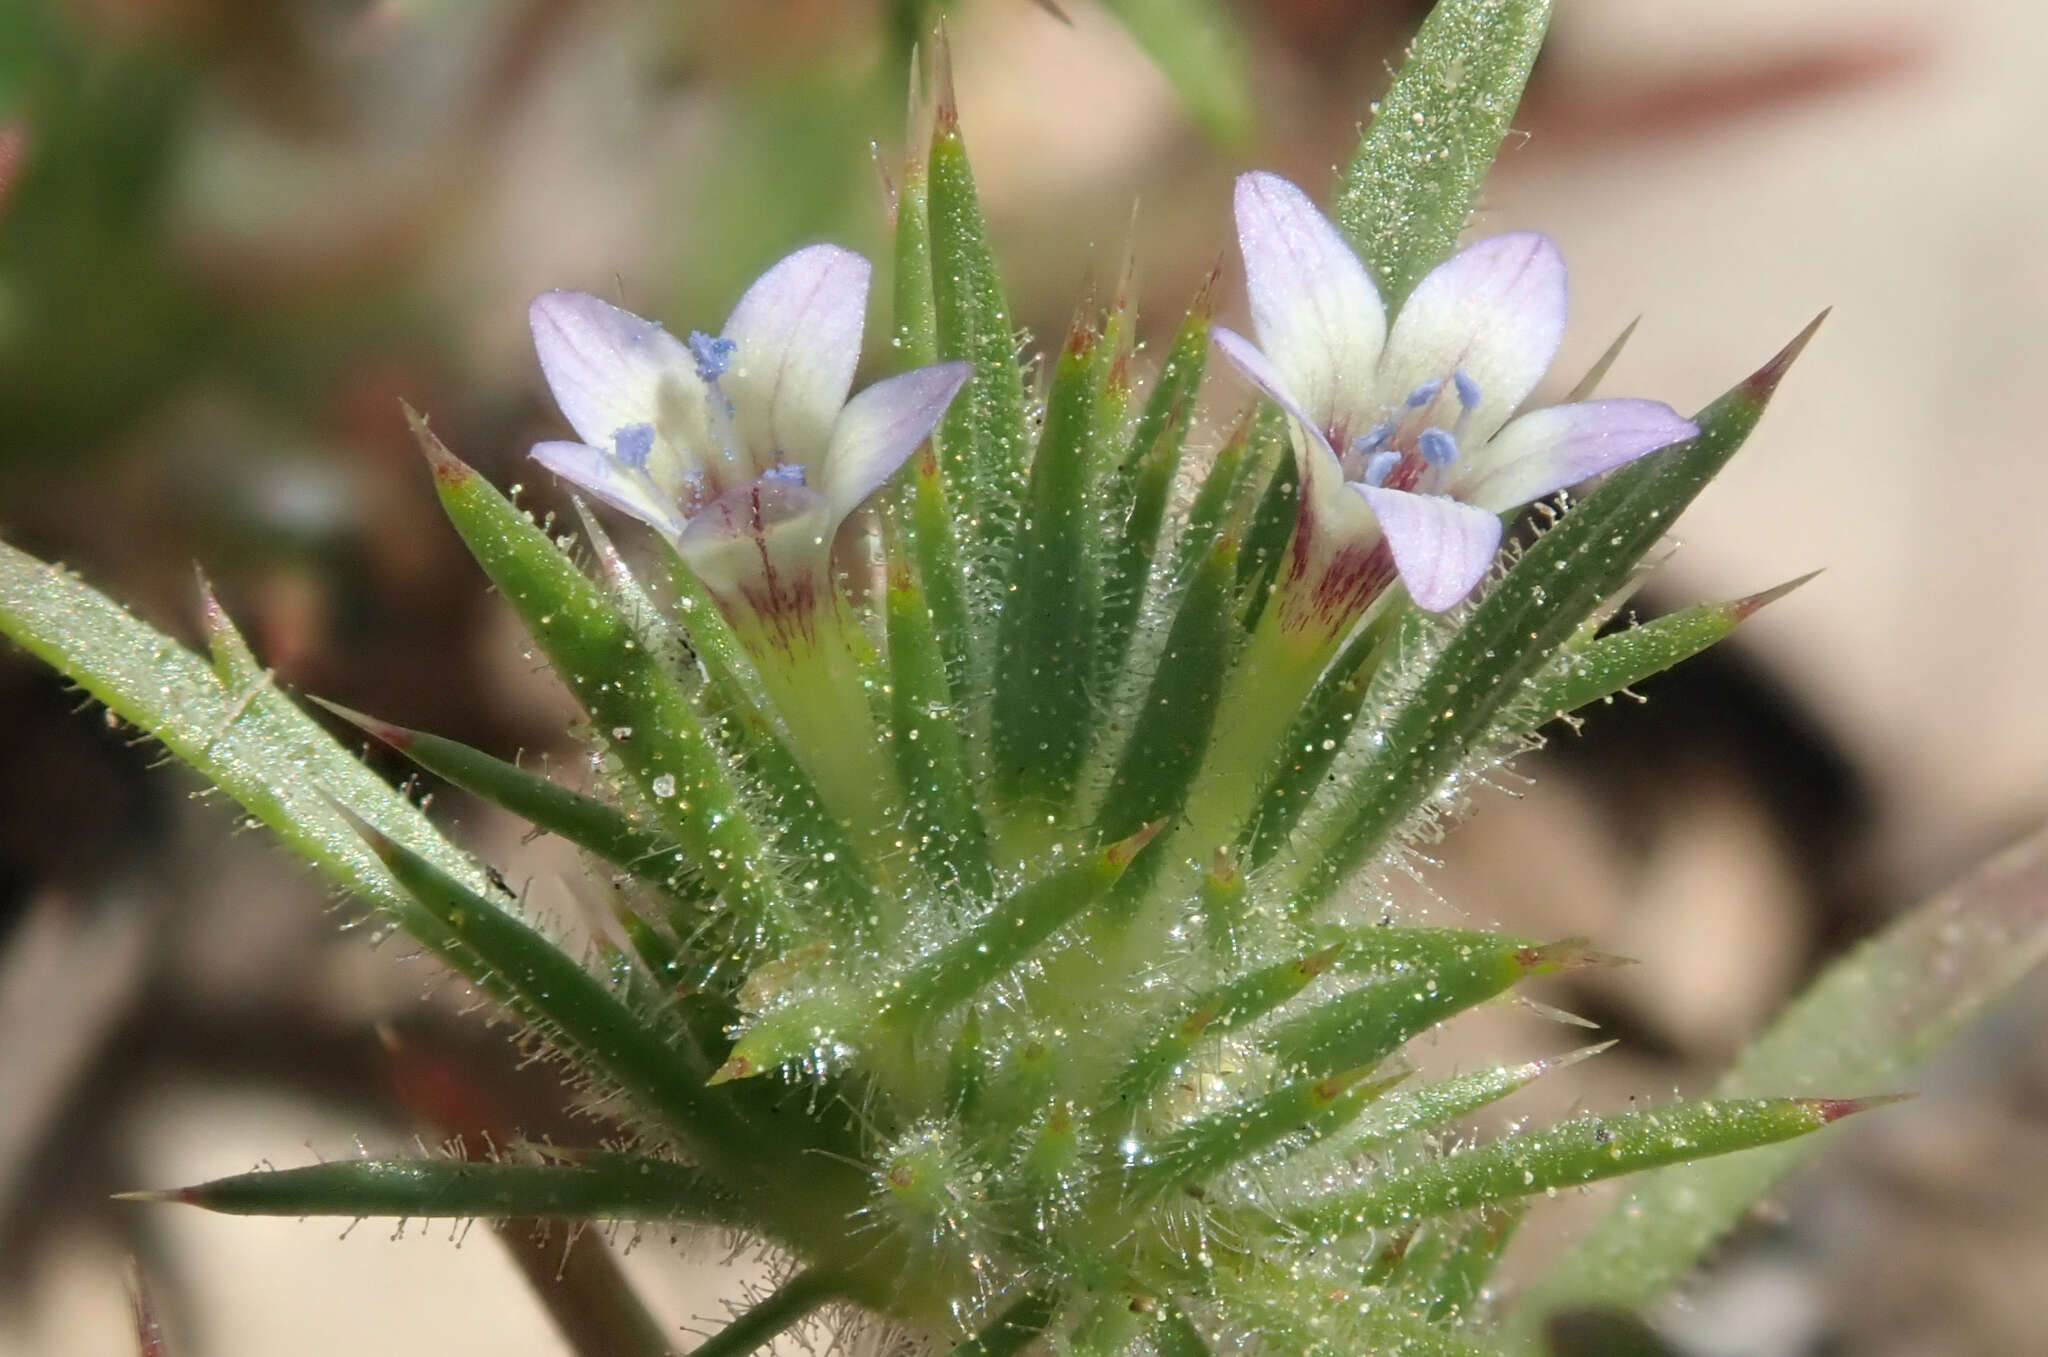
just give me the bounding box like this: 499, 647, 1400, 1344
1110, 943, 1344, 1111
1094, 525, 1241, 877
929, 49, 1029, 560
1122, 1067, 1407, 1205
1266, 938, 1605, 1077
1167, 407, 1259, 587
313, 698, 705, 901
1516, 572, 1817, 728
1415, 1204, 1527, 1323
140, 1154, 740, 1224
1346, 1043, 1615, 1153
1334, 0, 1554, 308
0, 539, 486, 931
1096, 0, 1254, 144
1286, 1095, 1889, 1238
1505, 825, 2048, 1344
414, 415, 798, 949
1284, 317, 1824, 909
993, 318, 1104, 813
1096, 283, 1213, 684
884, 511, 993, 894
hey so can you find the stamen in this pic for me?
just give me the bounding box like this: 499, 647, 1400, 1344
689, 331, 737, 384
1453, 369, 1482, 412
1417, 427, 1460, 467
1403, 377, 1444, 409
761, 461, 807, 487
612, 423, 655, 469
1360, 449, 1403, 488
1351, 421, 1397, 457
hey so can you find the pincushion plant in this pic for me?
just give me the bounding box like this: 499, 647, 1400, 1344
9, 3, 2018, 1354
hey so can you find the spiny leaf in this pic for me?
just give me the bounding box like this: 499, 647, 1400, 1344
1123, 1067, 1407, 1204
1517, 573, 1818, 729
993, 318, 1104, 812
1345, 1043, 1614, 1153
1335, 0, 1554, 307
1265, 937, 1601, 1076
139, 1154, 739, 1224
1095, 283, 1212, 686
313, 698, 705, 901
884, 515, 993, 894
1287, 1096, 1886, 1237
1094, 525, 1241, 871
414, 415, 799, 949
929, 46, 1029, 564
0, 539, 485, 929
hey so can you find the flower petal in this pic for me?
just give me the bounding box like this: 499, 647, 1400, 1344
1456, 398, 1698, 514
1214, 325, 1354, 529
1378, 232, 1567, 444
1354, 486, 1503, 612
530, 440, 684, 538
819, 361, 971, 517
674, 478, 836, 652
720, 244, 871, 474
1235, 171, 1386, 442
529, 291, 699, 451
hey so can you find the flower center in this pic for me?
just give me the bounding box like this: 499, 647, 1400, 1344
1347, 369, 1481, 494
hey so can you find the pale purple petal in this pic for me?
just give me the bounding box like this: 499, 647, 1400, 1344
1235, 172, 1386, 441
1456, 399, 1698, 514
1354, 486, 1504, 612
673, 478, 836, 649
1214, 325, 1358, 529
529, 291, 698, 451
1212, 327, 1339, 460
530, 440, 684, 538
819, 361, 971, 517
720, 244, 871, 472
1378, 232, 1568, 444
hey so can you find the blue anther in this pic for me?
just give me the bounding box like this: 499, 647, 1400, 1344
1361, 449, 1403, 487
1352, 421, 1398, 457
612, 422, 655, 469
1417, 427, 1460, 466
1453, 369, 1482, 411
761, 461, 807, 487
688, 331, 737, 383
1403, 377, 1444, 409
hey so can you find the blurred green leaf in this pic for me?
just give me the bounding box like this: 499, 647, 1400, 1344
1098, 0, 1255, 144
1506, 827, 2048, 1345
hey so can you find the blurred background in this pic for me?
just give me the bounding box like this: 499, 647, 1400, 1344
1, 1, 2043, 1353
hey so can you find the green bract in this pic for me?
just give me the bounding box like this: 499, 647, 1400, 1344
9, 4, 2036, 1355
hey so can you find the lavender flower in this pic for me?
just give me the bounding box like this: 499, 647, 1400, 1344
1213, 171, 1697, 622
528, 244, 969, 654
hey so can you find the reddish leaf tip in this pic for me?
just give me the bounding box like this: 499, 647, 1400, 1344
1799, 1092, 1914, 1124
1205, 846, 1241, 889
306, 693, 415, 750
1742, 309, 1830, 401
1517, 939, 1634, 975
707, 1055, 754, 1086
1296, 942, 1347, 980
402, 401, 473, 487
1105, 819, 1167, 870
930, 20, 959, 133
1729, 568, 1824, 621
